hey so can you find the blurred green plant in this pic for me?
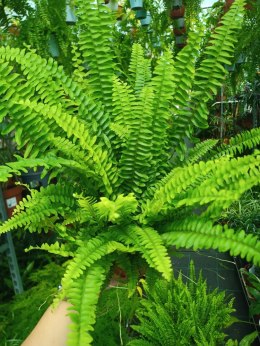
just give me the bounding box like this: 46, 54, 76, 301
0, 262, 65, 346
220, 188, 260, 238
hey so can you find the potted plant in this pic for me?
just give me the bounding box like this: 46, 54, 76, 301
135, 9, 147, 19
240, 267, 260, 326
170, 5, 185, 19
172, 0, 183, 6
173, 17, 186, 35
65, 3, 77, 25
175, 34, 187, 47
0, 0, 259, 344
129, 0, 143, 10
128, 262, 236, 345
140, 11, 151, 26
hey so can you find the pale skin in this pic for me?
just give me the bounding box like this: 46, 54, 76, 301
21, 276, 123, 345
21, 301, 72, 346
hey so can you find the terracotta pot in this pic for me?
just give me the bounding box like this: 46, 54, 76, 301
225, 0, 234, 6
170, 6, 185, 19
174, 27, 186, 36
3, 185, 23, 218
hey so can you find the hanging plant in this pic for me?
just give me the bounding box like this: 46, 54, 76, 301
135, 9, 147, 19
65, 4, 77, 24
173, 17, 186, 35
130, 0, 143, 10
170, 5, 185, 18
140, 11, 151, 26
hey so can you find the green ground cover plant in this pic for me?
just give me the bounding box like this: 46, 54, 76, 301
0, 0, 259, 344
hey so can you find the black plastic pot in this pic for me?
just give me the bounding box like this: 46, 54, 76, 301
20, 167, 49, 189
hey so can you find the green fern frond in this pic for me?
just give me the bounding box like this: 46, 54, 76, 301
169, 30, 204, 157
119, 86, 154, 195
14, 183, 76, 213
161, 217, 260, 265
0, 182, 80, 239
94, 193, 138, 224
0, 156, 81, 183
129, 43, 151, 94
140, 159, 216, 222
61, 235, 135, 293
183, 139, 219, 165
111, 76, 135, 149
67, 259, 112, 346
16, 99, 115, 195
71, 42, 89, 91
148, 49, 175, 176
212, 128, 260, 158
141, 152, 259, 223
190, 0, 246, 131
74, 194, 97, 220
0, 45, 114, 146
25, 241, 74, 257
76, 0, 115, 113
121, 226, 173, 281
173, 153, 259, 217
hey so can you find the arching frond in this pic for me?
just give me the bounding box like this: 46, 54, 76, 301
161, 217, 260, 265
118, 86, 154, 195
67, 259, 112, 346
25, 241, 74, 257
129, 43, 151, 94
189, 0, 246, 133
76, 0, 115, 113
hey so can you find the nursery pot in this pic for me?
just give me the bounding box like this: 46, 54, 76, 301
225, 64, 235, 72
175, 17, 185, 29
130, 0, 143, 10
135, 9, 147, 19
3, 186, 23, 218
175, 35, 187, 47
174, 17, 185, 34
236, 54, 245, 64
20, 167, 49, 189
170, 6, 185, 19
48, 34, 60, 58
172, 0, 183, 7
66, 5, 77, 24
140, 11, 151, 26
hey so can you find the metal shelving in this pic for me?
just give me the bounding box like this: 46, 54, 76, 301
0, 188, 23, 294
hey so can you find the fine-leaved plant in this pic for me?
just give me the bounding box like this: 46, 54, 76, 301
128, 262, 235, 346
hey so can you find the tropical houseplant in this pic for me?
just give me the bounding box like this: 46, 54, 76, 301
0, 0, 259, 344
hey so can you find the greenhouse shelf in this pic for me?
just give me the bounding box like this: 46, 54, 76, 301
0, 188, 23, 294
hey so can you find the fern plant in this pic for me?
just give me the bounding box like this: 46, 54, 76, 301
0, 0, 259, 344
128, 262, 235, 346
